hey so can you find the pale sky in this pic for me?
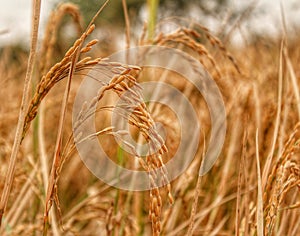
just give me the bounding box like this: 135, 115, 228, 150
0, 0, 299, 47
0, 0, 58, 46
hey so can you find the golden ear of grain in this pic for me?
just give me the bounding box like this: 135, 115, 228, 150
154, 31, 222, 79
141, 21, 241, 80
71, 61, 171, 235
264, 123, 300, 235
22, 21, 98, 140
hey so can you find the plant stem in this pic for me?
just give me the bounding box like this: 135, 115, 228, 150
147, 0, 159, 40
0, 0, 41, 227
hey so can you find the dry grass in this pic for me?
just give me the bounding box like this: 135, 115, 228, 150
0, 1, 299, 236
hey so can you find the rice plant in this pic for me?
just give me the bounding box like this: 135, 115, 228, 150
0, 1, 299, 235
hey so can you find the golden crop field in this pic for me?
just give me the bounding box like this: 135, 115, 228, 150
0, 1, 299, 235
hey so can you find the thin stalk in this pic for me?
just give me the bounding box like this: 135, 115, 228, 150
255, 129, 264, 236
147, 0, 159, 40
0, 0, 41, 227
262, 40, 284, 189
43, 38, 77, 236
187, 135, 205, 236
122, 0, 131, 49
114, 146, 124, 235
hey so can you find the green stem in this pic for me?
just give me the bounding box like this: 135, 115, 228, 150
147, 0, 159, 40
